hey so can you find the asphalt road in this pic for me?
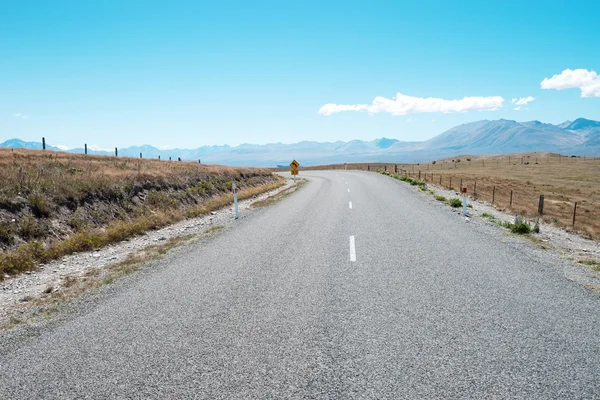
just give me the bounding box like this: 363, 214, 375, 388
1, 170, 599, 399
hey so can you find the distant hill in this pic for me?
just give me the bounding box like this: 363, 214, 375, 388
2, 119, 600, 166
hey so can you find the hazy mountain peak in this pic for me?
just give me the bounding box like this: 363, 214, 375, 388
373, 138, 399, 149
566, 118, 600, 131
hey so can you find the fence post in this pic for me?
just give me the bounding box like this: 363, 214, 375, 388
573, 202, 577, 226
115, 147, 118, 157
140, 152, 143, 159
474, 181, 477, 197
395, 165, 398, 173
368, 165, 370, 171
460, 178, 462, 191
384, 165, 387, 172
418, 170, 421, 180
85, 144, 88, 155
439, 175, 442, 185
158, 155, 161, 160
492, 186, 495, 205
449, 177, 452, 189
42, 137, 46, 150
510, 190, 513, 207
178, 157, 181, 161
538, 195, 545, 215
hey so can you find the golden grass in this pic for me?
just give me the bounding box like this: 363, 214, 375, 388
307, 153, 600, 239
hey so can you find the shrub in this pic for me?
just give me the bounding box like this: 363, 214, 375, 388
502, 222, 531, 234
0, 225, 14, 245
146, 191, 178, 209
28, 194, 52, 217
435, 195, 447, 202
18, 215, 47, 240
448, 198, 462, 208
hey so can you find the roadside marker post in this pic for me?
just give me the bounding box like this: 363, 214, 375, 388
232, 183, 239, 219
462, 187, 467, 217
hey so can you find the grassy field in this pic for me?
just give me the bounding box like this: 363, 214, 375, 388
0, 149, 282, 279
304, 153, 600, 239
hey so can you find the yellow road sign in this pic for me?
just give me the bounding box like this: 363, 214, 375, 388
291, 168, 298, 175
290, 159, 299, 168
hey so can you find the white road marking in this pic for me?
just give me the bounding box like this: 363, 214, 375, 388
349, 236, 356, 262
349, 201, 352, 209
347, 189, 350, 193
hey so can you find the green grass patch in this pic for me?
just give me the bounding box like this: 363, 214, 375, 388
447, 198, 462, 208
501, 221, 532, 234
435, 195, 447, 202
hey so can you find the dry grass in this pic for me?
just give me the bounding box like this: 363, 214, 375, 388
0, 148, 283, 280
307, 153, 600, 239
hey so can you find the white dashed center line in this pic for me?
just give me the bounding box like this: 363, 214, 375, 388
349, 201, 352, 209
349, 236, 356, 262
347, 188, 350, 193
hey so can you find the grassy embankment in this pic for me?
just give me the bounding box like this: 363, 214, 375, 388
0, 149, 283, 280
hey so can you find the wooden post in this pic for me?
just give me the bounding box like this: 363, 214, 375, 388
395, 165, 398, 173
368, 165, 370, 171
538, 195, 545, 215
384, 165, 387, 172
158, 155, 161, 160
510, 190, 513, 207
474, 181, 477, 197
140, 152, 142, 159
492, 186, 495, 204
418, 170, 421, 180
460, 178, 462, 191
178, 157, 181, 161
84, 144, 88, 155
115, 147, 118, 157
573, 202, 577, 226
42, 137, 46, 150
439, 175, 442, 185
449, 177, 452, 189
169, 157, 172, 161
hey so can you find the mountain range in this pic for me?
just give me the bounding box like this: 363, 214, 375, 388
2, 118, 600, 166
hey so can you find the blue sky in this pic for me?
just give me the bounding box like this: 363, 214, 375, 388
2, 0, 600, 149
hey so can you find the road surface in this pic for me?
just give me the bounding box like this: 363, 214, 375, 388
1, 170, 599, 399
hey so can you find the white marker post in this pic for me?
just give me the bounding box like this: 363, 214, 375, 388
462, 187, 467, 217
232, 183, 239, 219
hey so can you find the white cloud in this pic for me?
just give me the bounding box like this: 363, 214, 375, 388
511, 96, 535, 106
541, 68, 600, 98
13, 113, 29, 119
318, 92, 504, 116
514, 106, 521, 111
317, 103, 369, 116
